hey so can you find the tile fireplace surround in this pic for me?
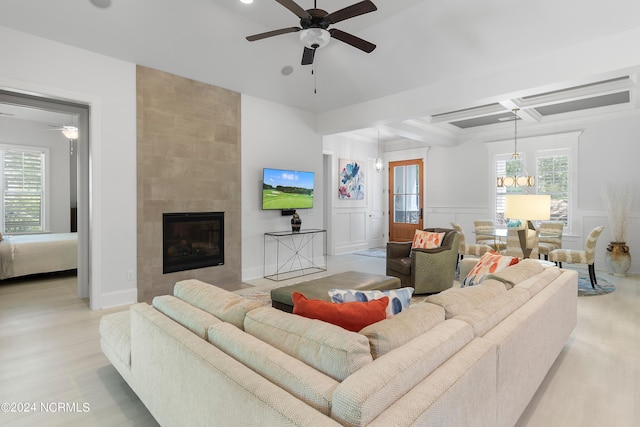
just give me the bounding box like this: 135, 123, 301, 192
136, 66, 242, 303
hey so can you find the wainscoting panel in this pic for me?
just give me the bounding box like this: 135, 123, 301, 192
334, 210, 368, 255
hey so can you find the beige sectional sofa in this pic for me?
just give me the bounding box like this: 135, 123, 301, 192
99, 259, 577, 426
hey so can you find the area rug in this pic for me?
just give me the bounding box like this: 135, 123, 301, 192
353, 248, 386, 258
577, 275, 615, 296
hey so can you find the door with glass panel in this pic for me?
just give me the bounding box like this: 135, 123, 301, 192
389, 159, 423, 242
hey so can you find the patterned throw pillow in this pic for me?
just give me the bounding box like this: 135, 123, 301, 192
412, 230, 445, 249
462, 251, 519, 287
328, 287, 414, 317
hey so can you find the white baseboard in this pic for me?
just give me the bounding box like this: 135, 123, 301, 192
97, 288, 138, 309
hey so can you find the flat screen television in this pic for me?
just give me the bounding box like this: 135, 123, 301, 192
262, 168, 314, 210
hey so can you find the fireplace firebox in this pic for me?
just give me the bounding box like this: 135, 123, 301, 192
163, 212, 224, 274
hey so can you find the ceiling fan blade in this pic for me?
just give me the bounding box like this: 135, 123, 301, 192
329, 29, 376, 53
246, 27, 300, 41
301, 47, 315, 65
324, 0, 377, 25
275, 0, 311, 20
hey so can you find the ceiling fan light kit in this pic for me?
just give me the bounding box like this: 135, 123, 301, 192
299, 28, 330, 49
245, 0, 377, 66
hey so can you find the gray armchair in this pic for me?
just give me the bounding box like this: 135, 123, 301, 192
386, 228, 459, 294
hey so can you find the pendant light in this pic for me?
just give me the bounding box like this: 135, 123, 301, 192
374, 129, 383, 172
496, 108, 535, 187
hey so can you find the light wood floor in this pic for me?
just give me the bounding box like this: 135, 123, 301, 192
0, 256, 638, 427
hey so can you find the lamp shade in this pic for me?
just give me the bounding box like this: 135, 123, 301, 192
505, 194, 551, 220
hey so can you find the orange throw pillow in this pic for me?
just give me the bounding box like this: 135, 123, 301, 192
412, 230, 445, 249
292, 292, 388, 332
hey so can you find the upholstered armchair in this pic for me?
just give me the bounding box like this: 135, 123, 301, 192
537, 221, 564, 260
386, 228, 459, 294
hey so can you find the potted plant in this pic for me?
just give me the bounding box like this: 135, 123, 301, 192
600, 182, 636, 276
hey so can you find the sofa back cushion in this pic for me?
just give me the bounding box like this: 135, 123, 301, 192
332, 319, 474, 426
207, 322, 338, 415
454, 288, 531, 337
511, 267, 562, 297
485, 259, 545, 289
359, 302, 445, 358
174, 279, 263, 330
244, 307, 373, 382
152, 295, 222, 339
425, 279, 507, 319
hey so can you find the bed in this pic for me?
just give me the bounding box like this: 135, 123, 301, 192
0, 233, 78, 280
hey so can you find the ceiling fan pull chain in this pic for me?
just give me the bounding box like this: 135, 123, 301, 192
313, 60, 317, 94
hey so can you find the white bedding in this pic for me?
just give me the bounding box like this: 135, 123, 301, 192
0, 233, 78, 280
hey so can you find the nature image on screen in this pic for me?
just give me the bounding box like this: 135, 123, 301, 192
262, 168, 314, 209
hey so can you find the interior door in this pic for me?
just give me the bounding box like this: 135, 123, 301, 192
389, 159, 423, 242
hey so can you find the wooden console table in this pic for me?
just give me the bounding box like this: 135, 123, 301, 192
264, 229, 327, 281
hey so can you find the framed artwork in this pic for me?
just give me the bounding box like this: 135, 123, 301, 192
338, 159, 365, 200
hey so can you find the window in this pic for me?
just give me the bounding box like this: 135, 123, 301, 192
536, 149, 570, 224
0, 145, 47, 233
490, 132, 578, 232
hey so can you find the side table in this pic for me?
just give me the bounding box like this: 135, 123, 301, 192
264, 229, 327, 281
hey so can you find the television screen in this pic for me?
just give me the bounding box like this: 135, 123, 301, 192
262, 168, 314, 210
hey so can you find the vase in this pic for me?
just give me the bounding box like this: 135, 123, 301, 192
605, 242, 631, 276
291, 211, 302, 233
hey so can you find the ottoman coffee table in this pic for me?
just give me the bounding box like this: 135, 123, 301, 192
270, 271, 402, 313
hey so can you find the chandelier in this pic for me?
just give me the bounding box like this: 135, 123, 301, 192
496, 108, 535, 187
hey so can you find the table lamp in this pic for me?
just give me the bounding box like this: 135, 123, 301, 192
505, 194, 551, 258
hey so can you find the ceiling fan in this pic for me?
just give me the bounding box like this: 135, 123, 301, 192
246, 0, 377, 65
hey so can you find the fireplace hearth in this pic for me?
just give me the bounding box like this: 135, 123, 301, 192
163, 212, 224, 274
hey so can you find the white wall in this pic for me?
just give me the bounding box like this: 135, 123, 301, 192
240, 95, 324, 280
0, 27, 137, 308
0, 117, 71, 232
322, 134, 386, 255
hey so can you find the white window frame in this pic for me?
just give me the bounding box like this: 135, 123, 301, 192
0, 143, 50, 234
487, 131, 580, 235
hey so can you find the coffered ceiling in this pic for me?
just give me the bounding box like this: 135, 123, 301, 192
2, 0, 640, 145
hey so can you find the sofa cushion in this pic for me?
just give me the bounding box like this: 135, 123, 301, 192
359, 302, 446, 359
173, 279, 262, 330
485, 258, 545, 289
386, 257, 412, 276
412, 229, 445, 249
511, 267, 562, 298
292, 292, 388, 332
426, 279, 507, 319
152, 295, 222, 339
454, 288, 531, 337
328, 287, 414, 317
462, 251, 518, 287
331, 319, 475, 427
244, 306, 373, 382
207, 322, 338, 416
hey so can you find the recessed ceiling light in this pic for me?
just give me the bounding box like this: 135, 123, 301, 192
240, 0, 254, 4
281, 66, 294, 76
90, 0, 112, 8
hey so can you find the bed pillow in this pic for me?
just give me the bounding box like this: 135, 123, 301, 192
412, 230, 445, 249
328, 287, 414, 317
462, 251, 518, 287
292, 292, 387, 332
